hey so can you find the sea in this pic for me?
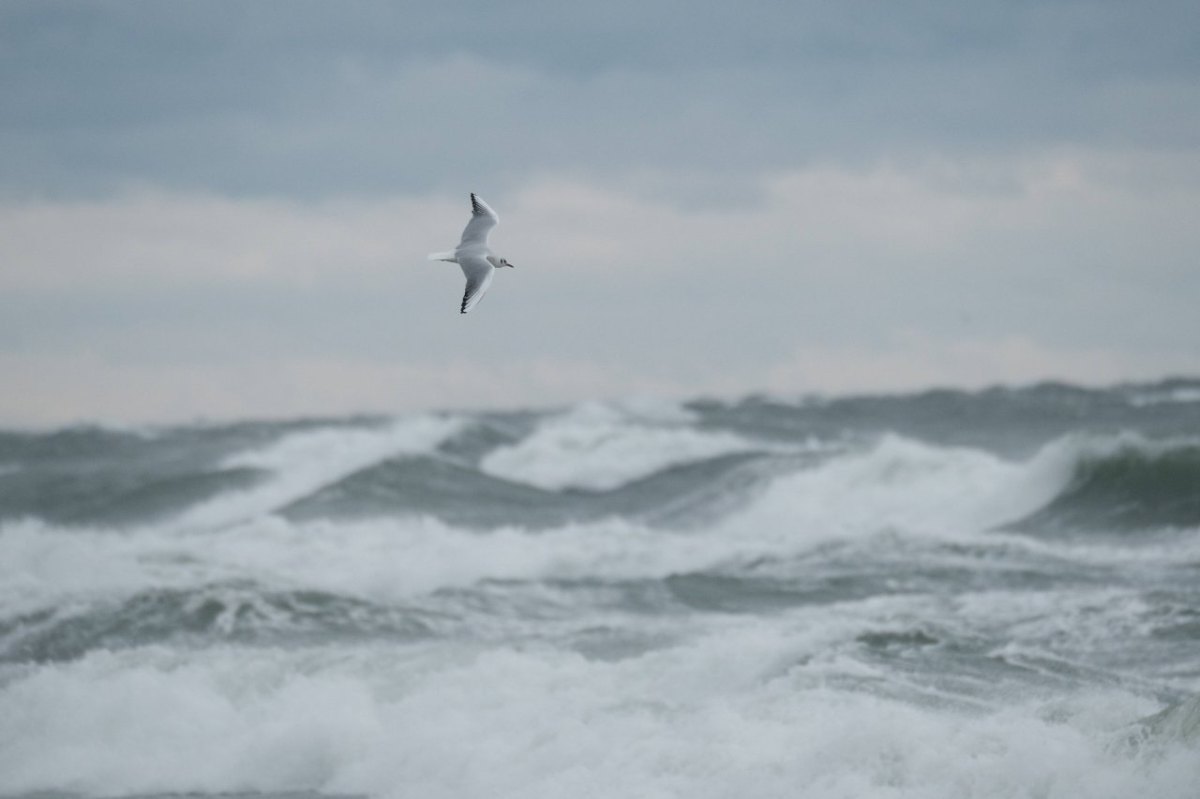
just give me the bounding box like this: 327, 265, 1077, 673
1, 379, 1198, 798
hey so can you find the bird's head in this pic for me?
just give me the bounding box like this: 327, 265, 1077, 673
499, 257, 515, 268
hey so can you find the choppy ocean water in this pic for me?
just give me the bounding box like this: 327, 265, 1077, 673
1, 380, 1199, 798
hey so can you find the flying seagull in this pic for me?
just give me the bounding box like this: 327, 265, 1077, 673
428, 193, 515, 314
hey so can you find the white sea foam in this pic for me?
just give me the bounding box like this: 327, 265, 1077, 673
0, 512, 733, 615
480, 400, 764, 491
5, 396, 1198, 799
0, 520, 156, 616
2, 434, 1174, 616
715, 434, 1076, 550
172, 414, 464, 529
1043, 429, 1200, 460
0, 624, 1195, 799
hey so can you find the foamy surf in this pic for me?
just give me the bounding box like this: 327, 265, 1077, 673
1, 380, 1198, 798
0, 432, 1134, 613
172, 415, 465, 530
1, 634, 1196, 799
479, 399, 768, 491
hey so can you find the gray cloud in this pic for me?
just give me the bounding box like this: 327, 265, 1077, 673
3, 0, 1198, 199
2, 1, 1198, 423
2, 152, 1197, 421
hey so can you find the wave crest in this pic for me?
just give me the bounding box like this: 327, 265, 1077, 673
1008, 435, 1200, 534
479, 400, 767, 491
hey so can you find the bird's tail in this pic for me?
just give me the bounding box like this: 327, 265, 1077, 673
428, 250, 457, 262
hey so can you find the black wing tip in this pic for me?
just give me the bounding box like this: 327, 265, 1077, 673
470, 193, 481, 214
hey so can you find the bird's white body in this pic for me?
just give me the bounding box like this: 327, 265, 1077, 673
428, 194, 514, 314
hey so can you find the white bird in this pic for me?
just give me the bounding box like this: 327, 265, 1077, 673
427, 193, 515, 314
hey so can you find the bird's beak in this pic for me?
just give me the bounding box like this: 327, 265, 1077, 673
507, 262, 516, 268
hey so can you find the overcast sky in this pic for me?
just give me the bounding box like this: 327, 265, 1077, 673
2, 0, 1198, 425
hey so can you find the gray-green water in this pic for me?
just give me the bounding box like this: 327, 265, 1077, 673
2, 380, 1199, 797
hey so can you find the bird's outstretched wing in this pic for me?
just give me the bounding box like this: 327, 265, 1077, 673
458, 253, 495, 314
458, 193, 499, 248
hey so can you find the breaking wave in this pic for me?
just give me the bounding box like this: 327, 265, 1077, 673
478, 399, 767, 491
1007, 435, 1200, 534
2, 383, 1199, 799
1, 634, 1196, 799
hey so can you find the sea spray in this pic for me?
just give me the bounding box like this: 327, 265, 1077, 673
2, 380, 1198, 798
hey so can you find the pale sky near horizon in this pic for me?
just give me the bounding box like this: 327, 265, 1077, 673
2, 0, 1198, 425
